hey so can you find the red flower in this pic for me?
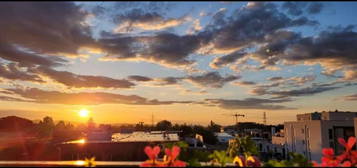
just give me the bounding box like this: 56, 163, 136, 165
314, 136, 357, 167
163, 146, 186, 167
165, 146, 180, 161
140, 146, 163, 167
144, 146, 161, 160
338, 137, 356, 151
322, 148, 334, 157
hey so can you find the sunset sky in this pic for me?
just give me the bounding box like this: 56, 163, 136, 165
0, 2, 357, 125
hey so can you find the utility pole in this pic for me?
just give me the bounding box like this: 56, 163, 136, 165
263, 112, 267, 125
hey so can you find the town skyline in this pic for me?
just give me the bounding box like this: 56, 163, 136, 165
0, 2, 357, 125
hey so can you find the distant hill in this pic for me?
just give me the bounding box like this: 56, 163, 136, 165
0, 116, 35, 132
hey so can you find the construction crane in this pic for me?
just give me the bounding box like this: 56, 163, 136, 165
232, 113, 245, 125
222, 113, 245, 125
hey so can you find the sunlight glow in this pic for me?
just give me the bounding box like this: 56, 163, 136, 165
79, 109, 90, 118
74, 160, 85, 166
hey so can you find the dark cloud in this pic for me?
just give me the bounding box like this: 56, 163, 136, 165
281, 2, 324, 16
204, 97, 294, 110
186, 72, 240, 88
99, 32, 203, 67
5, 87, 192, 105
113, 8, 189, 32
0, 2, 96, 61
203, 2, 318, 51
0, 63, 44, 83
268, 76, 284, 81
34, 66, 135, 89
233, 81, 256, 86
269, 85, 340, 98
249, 26, 357, 79
112, 2, 174, 14
154, 77, 182, 86
98, 2, 318, 68
307, 3, 324, 14
210, 50, 246, 69
0, 42, 67, 68
128, 75, 153, 82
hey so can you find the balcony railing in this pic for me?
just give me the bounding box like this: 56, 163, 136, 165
0, 161, 223, 167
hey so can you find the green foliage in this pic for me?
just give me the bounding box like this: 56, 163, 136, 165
227, 136, 259, 157
263, 152, 313, 167
209, 150, 233, 167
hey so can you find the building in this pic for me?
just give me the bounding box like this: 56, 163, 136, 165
57, 131, 180, 161
215, 132, 234, 144
284, 110, 357, 161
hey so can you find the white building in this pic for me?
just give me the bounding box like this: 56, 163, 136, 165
215, 132, 234, 144
284, 111, 356, 161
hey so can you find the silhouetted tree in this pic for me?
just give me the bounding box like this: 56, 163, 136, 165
37, 116, 55, 138
208, 120, 221, 132
156, 120, 172, 131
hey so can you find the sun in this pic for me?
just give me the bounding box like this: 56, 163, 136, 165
79, 109, 90, 118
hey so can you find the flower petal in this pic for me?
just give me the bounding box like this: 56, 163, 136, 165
348, 137, 356, 150
153, 146, 161, 156
171, 146, 180, 160
322, 148, 334, 156
144, 146, 155, 160
339, 138, 347, 147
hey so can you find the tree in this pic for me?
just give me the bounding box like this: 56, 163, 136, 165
208, 120, 222, 132
37, 116, 55, 138
227, 136, 258, 158
193, 125, 217, 145
156, 120, 172, 131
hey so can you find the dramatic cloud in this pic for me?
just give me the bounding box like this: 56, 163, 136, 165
233, 81, 256, 86
282, 2, 324, 16
268, 76, 284, 81
185, 72, 240, 88
128, 75, 153, 82
203, 2, 318, 53
0, 2, 96, 63
269, 84, 340, 98
34, 66, 135, 89
210, 50, 246, 69
114, 8, 190, 32
204, 97, 294, 110
153, 77, 182, 86
251, 26, 357, 78
5, 87, 192, 105
0, 63, 43, 83
0, 42, 67, 68
99, 32, 203, 68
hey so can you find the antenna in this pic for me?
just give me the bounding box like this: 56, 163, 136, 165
151, 112, 154, 127
263, 112, 267, 125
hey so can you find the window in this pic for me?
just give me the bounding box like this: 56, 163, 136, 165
302, 140, 305, 145
328, 129, 333, 139
301, 128, 304, 134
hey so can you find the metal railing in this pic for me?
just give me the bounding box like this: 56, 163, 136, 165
0, 161, 221, 167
